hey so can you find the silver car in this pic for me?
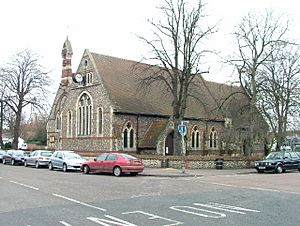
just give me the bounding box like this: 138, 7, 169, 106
24, 150, 52, 168
48, 150, 86, 172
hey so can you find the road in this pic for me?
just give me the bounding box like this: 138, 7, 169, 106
1, 163, 300, 226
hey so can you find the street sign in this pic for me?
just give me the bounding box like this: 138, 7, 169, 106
178, 124, 187, 136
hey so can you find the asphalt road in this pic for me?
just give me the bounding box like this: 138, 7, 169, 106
1, 164, 300, 226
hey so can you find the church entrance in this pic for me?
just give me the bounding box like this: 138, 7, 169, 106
165, 132, 174, 155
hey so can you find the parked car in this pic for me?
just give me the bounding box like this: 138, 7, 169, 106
80, 152, 144, 176
254, 151, 300, 173
48, 151, 86, 172
24, 150, 53, 168
2, 150, 27, 165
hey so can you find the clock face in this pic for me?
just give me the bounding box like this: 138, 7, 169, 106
74, 73, 83, 83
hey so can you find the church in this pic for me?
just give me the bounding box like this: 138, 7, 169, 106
47, 38, 268, 156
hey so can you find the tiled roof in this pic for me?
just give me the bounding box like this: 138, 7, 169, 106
91, 52, 247, 120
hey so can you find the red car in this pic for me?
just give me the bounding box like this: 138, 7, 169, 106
80, 153, 144, 176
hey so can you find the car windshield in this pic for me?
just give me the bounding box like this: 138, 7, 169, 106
41, 152, 52, 157
0, 150, 6, 155
120, 153, 137, 160
64, 152, 82, 159
265, 152, 284, 160
13, 150, 25, 156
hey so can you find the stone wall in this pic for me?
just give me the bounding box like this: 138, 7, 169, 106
142, 156, 259, 169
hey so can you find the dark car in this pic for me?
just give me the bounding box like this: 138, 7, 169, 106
80, 152, 144, 176
24, 150, 53, 168
254, 151, 300, 173
2, 150, 27, 165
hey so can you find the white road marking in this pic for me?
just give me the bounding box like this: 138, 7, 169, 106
53, 193, 106, 211
59, 221, 73, 226
170, 205, 226, 218
9, 180, 39, 190
88, 215, 137, 226
0, 177, 3, 179
122, 210, 183, 225
198, 180, 300, 195
194, 203, 261, 214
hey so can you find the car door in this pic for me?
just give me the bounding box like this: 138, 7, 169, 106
5, 150, 12, 163
103, 154, 117, 172
52, 152, 62, 168
28, 151, 36, 165
92, 153, 108, 172
56, 152, 64, 169
283, 152, 292, 169
290, 152, 299, 169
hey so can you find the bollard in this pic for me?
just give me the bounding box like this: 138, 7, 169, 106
215, 158, 223, 170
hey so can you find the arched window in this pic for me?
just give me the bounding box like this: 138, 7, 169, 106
86, 72, 93, 85
77, 93, 92, 136
98, 107, 103, 135
67, 111, 72, 136
56, 113, 61, 130
209, 127, 217, 149
123, 122, 134, 149
191, 126, 200, 148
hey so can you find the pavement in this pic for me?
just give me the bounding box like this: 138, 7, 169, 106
141, 167, 257, 177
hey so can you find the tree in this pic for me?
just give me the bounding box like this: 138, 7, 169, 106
138, 0, 216, 155
1, 50, 50, 149
259, 43, 300, 150
229, 10, 289, 155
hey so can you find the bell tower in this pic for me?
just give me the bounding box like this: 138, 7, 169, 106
61, 36, 73, 86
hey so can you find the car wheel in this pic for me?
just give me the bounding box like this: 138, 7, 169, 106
113, 166, 122, 177
35, 161, 39, 168
49, 162, 53, 170
11, 159, 15, 165
83, 165, 90, 174
62, 163, 68, 172
24, 161, 28, 167
276, 165, 283, 173
3, 159, 6, 164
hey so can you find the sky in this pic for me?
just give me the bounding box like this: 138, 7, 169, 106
1, 0, 300, 97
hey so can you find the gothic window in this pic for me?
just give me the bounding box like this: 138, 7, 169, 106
56, 113, 61, 130
209, 127, 217, 149
191, 126, 200, 148
77, 93, 92, 136
123, 122, 134, 149
67, 111, 72, 137
98, 107, 103, 135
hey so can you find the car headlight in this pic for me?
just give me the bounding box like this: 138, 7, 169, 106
255, 162, 259, 166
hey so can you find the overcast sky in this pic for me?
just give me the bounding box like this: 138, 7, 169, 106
1, 0, 300, 93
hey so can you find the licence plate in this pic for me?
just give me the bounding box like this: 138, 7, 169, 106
258, 167, 266, 169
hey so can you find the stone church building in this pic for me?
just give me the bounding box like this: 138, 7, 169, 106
47, 38, 267, 156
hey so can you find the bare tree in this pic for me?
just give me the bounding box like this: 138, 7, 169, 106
229, 10, 289, 155
259, 43, 300, 150
138, 0, 216, 155
0, 72, 10, 149
1, 50, 50, 149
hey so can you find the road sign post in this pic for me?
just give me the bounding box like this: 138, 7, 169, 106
178, 123, 187, 174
